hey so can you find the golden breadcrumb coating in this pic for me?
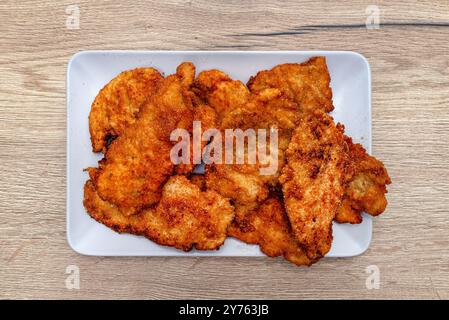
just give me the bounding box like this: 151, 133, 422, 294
248, 57, 391, 225
198, 59, 337, 224
280, 112, 353, 260
89, 68, 163, 153
84, 175, 234, 251
247, 56, 334, 115
196, 70, 270, 218
175, 103, 219, 175
89, 63, 195, 216
228, 196, 313, 266
335, 136, 391, 224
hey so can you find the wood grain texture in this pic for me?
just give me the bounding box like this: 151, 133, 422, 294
1, 0, 449, 299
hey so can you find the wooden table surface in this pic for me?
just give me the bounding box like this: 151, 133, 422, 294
1, 0, 449, 299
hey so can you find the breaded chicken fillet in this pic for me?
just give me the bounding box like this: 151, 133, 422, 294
335, 136, 391, 224
248, 57, 391, 225
196, 70, 270, 216
88, 63, 195, 216
89, 68, 163, 153
228, 196, 313, 266
279, 112, 352, 260
84, 175, 234, 251
247, 56, 334, 115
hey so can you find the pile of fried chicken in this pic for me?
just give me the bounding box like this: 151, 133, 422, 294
84, 57, 391, 266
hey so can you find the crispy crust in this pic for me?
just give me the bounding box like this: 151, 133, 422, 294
89, 68, 163, 153
197, 70, 298, 215
90, 63, 195, 216
335, 197, 363, 224
248, 57, 391, 226
279, 112, 352, 260
196, 70, 270, 214
335, 136, 391, 224
175, 104, 219, 175
205, 164, 269, 212
195, 69, 251, 121
197, 60, 344, 264
84, 176, 234, 251
228, 197, 314, 266
247, 56, 334, 115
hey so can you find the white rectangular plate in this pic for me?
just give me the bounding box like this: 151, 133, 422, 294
67, 51, 372, 257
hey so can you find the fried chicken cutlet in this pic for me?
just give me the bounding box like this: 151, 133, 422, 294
279, 112, 353, 260
247, 56, 334, 116
335, 136, 391, 224
196, 70, 307, 193
191, 173, 312, 265
196, 63, 339, 263
174, 103, 220, 176
241, 57, 336, 185
88, 62, 195, 216
89, 68, 163, 153
84, 175, 234, 251
247, 57, 391, 225
196, 71, 298, 221
196, 70, 270, 217
228, 196, 313, 266
180, 58, 335, 216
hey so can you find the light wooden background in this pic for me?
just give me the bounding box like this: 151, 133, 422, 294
1, 0, 448, 299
